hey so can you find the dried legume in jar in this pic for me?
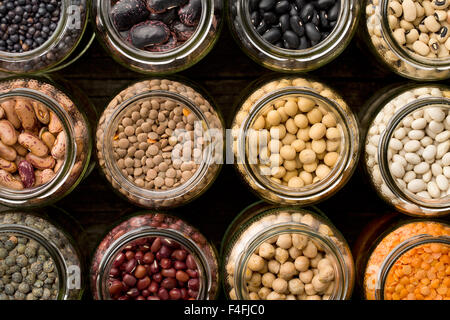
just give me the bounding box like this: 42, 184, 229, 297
365, 86, 450, 205
383, 242, 450, 300
363, 221, 450, 300
110, 0, 202, 52
249, 0, 341, 49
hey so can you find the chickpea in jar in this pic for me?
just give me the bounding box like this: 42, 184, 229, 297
222, 204, 355, 300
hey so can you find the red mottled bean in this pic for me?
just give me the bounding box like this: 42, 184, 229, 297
152, 273, 162, 283
172, 249, 187, 261
109, 280, 123, 296
149, 281, 159, 293
160, 258, 172, 269
161, 277, 177, 290
151, 237, 161, 252
158, 287, 169, 300
125, 250, 135, 260
124, 258, 137, 273
143, 252, 154, 264
137, 276, 151, 290
123, 274, 137, 287
174, 261, 187, 270
188, 278, 199, 291
127, 288, 139, 297
169, 288, 181, 300
161, 268, 176, 278
176, 270, 189, 282
186, 254, 196, 269
134, 265, 147, 279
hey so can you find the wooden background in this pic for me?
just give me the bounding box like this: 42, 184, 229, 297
7, 24, 450, 299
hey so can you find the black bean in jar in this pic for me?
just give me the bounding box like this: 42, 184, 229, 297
249, 0, 341, 49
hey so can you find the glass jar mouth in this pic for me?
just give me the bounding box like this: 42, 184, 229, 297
102, 90, 216, 202
378, 97, 450, 213
239, 0, 348, 58
0, 1, 67, 59
0, 89, 76, 205
99, 0, 212, 62
96, 226, 210, 300
237, 87, 358, 201
375, 234, 450, 300
0, 224, 67, 299
233, 221, 350, 300
381, 0, 450, 68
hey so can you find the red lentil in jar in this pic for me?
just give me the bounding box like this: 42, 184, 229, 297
357, 218, 450, 300
90, 212, 219, 300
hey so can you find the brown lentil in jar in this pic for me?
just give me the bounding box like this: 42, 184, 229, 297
96, 78, 224, 208
90, 212, 219, 300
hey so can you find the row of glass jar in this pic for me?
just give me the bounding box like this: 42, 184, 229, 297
1, 204, 447, 300
0, 75, 448, 217
0, 0, 448, 80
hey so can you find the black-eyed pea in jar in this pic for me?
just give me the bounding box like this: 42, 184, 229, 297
363, 0, 450, 80
221, 202, 355, 300
231, 76, 360, 205
96, 79, 224, 209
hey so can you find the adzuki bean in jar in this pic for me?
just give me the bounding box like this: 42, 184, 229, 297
0, 0, 94, 74
0, 77, 94, 208
361, 83, 450, 217
354, 214, 450, 300
90, 212, 219, 300
221, 202, 355, 300
363, 0, 450, 80
92, 0, 223, 74
228, 0, 360, 72
231, 76, 360, 205
0, 210, 84, 300
96, 78, 224, 209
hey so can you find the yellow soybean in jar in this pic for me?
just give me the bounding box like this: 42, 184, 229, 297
231, 76, 360, 205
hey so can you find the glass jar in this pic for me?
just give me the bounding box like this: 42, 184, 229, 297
96, 78, 224, 209
231, 76, 360, 205
361, 83, 450, 217
0, 0, 94, 74
354, 214, 450, 300
90, 212, 219, 300
0, 77, 94, 208
91, 0, 223, 74
0, 209, 84, 300
221, 202, 354, 300
362, 0, 450, 81
227, 0, 360, 72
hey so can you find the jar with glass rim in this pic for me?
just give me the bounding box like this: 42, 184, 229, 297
227, 0, 360, 72
96, 78, 224, 209
221, 202, 355, 300
231, 75, 360, 206
0, 76, 95, 208
0, 208, 85, 300
90, 211, 219, 300
362, 0, 450, 81
0, 0, 94, 74
353, 213, 450, 300
91, 0, 223, 74
361, 83, 450, 217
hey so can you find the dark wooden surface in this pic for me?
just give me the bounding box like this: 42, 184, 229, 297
33, 26, 445, 299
